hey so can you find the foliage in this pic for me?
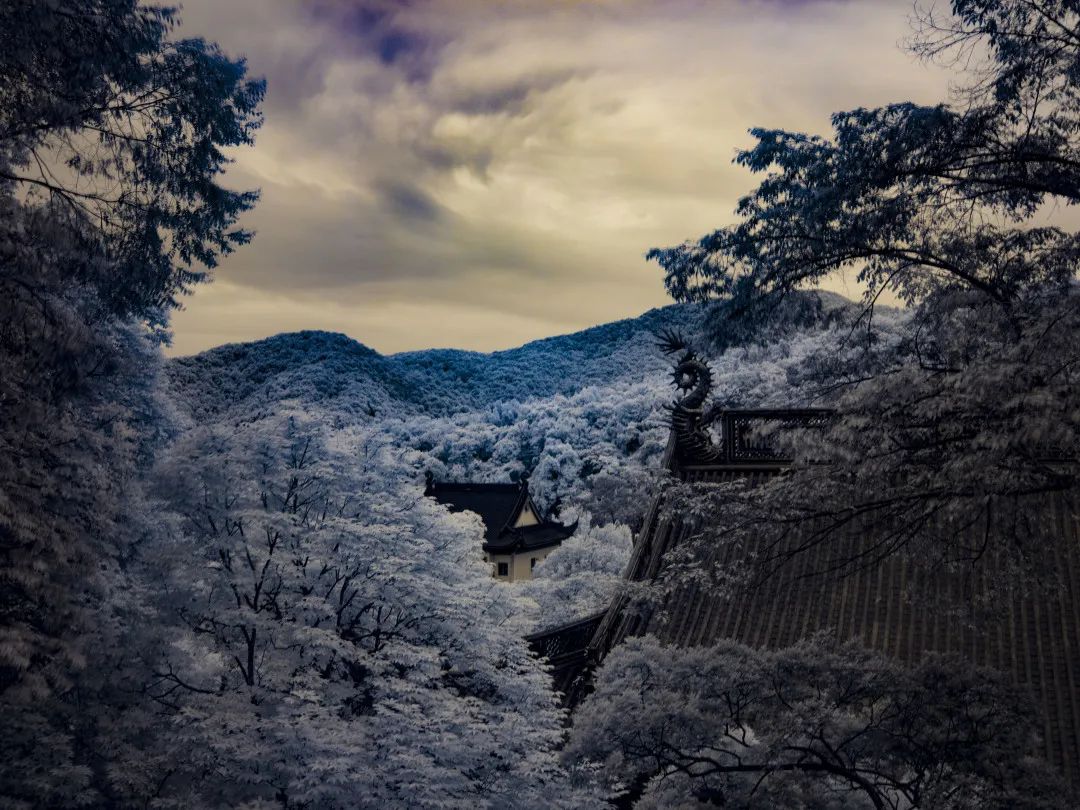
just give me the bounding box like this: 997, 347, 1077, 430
569, 634, 1071, 809
0, 1, 262, 805
0, 0, 264, 323
144, 416, 597, 808
522, 517, 632, 631
0, 296, 170, 807
650, 0, 1080, 317
645, 0, 1080, 586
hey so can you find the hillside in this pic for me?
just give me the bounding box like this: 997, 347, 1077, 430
165, 292, 896, 530
166, 302, 710, 423
166, 292, 864, 426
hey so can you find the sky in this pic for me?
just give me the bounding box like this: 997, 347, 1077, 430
168, 0, 954, 357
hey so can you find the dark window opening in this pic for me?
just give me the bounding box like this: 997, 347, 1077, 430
497, 562, 509, 577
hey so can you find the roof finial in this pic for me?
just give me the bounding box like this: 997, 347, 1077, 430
661, 336, 725, 465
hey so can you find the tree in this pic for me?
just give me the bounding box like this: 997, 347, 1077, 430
145, 417, 597, 808
568, 634, 1071, 809
0, 0, 264, 322
0, 310, 174, 807
0, 2, 263, 804
652, 0, 1080, 316
646, 0, 1080, 588
523, 516, 632, 630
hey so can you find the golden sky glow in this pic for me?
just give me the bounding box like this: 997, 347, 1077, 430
168, 0, 953, 356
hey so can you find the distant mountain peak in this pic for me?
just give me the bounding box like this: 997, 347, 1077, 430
166, 293, 869, 424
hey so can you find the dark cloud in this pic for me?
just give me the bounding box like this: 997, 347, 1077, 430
447, 68, 583, 116
377, 180, 446, 224
304, 0, 445, 81
376, 29, 423, 65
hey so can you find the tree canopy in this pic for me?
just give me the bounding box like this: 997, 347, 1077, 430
651, 0, 1080, 316
570, 635, 1071, 809
0, 0, 264, 322
647, 0, 1080, 587
142, 416, 595, 808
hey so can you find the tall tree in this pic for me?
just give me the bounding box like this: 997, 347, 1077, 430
648, 0, 1080, 587
0, 2, 263, 804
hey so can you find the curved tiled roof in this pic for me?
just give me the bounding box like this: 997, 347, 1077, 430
484, 521, 577, 554
556, 428, 1080, 788
424, 476, 573, 553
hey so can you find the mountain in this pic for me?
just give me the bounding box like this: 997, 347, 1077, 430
165, 292, 872, 427
165, 302, 712, 423
163, 291, 904, 613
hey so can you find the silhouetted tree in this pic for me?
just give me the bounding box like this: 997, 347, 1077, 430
570, 635, 1071, 809
0, 2, 263, 804
648, 0, 1080, 587
0, 0, 264, 321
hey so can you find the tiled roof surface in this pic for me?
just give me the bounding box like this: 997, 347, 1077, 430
425, 478, 573, 553
483, 522, 575, 554
585, 453, 1080, 785
425, 480, 525, 544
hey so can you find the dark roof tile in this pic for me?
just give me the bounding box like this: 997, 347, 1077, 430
424, 477, 574, 552
425, 480, 526, 543
483, 521, 577, 554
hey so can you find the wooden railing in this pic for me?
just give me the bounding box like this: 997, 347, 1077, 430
525, 611, 606, 661
707, 408, 834, 464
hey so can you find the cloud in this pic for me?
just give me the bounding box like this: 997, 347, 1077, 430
169, 0, 954, 356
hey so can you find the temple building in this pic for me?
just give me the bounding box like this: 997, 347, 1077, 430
529, 337, 1080, 788
425, 474, 575, 582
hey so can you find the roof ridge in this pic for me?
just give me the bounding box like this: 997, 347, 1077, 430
428, 480, 522, 489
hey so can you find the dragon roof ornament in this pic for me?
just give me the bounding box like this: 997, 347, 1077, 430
657, 330, 726, 465
656, 331, 834, 466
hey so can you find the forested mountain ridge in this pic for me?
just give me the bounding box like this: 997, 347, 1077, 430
166, 330, 419, 423
166, 293, 863, 424
165, 303, 709, 422
163, 291, 888, 589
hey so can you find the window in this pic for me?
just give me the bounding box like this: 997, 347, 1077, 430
530, 558, 537, 570
497, 562, 509, 577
